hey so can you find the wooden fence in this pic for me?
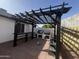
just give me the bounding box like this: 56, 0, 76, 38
61, 26, 79, 56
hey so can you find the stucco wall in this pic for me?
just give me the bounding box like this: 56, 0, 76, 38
24, 24, 32, 33
0, 16, 32, 43
0, 16, 15, 43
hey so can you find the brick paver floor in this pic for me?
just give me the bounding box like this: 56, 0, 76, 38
0, 38, 55, 59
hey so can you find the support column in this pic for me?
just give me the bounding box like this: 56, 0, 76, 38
55, 14, 61, 59
32, 24, 34, 39
25, 33, 28, 42
13, 21, 18, 47
54, 24, 56, 42
61, 27, 64, 44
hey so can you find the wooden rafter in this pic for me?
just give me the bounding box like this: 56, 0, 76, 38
32, 10, 46, 23
14, 3, 71, 24
25, 11, 42, 24
14, 14, 31, 24
15, 14, 33, 24
19, 13, 36, 24
32, 3, 68, 12
47, 5, 59, 23
40, 8, 49, 23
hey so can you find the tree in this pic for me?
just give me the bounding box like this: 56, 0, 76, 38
42, 24, 53, 28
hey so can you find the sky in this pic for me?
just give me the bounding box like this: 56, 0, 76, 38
0, 0, 79, 19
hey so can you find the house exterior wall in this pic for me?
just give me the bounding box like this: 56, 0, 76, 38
0, 16, 15, 43
0, 16, 32, 43
24, 24, 32, 37
24, 24, 32, 33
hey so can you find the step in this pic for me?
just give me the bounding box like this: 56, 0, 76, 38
50, 42, 56, 46
49, 45, 56, 53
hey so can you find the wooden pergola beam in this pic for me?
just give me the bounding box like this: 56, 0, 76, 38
29, 3, 68, 12
25, 11, 43, 24
13, 15, 32, 24
32, 10, 46, 24
49, 5, 58, 23
28, 7, 71, 18
15, 14, 31, 22
19, 13, 36, 24
40, 8, 49, 23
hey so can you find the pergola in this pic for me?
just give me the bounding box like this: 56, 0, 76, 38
13, 2, 71, 59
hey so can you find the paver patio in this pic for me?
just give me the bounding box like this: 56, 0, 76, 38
0, 38, 55, 59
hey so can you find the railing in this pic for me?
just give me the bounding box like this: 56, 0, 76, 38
61, 27, 79, 56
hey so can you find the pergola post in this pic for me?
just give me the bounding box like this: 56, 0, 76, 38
13, 21, 18, 47
25, 33, 28, 42
61, 27, 64, 44
55, 14, 61, 59
54, 24, 56, 41
32, 23, 34, 39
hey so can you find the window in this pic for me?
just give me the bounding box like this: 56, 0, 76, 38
16, 23, 25, 33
